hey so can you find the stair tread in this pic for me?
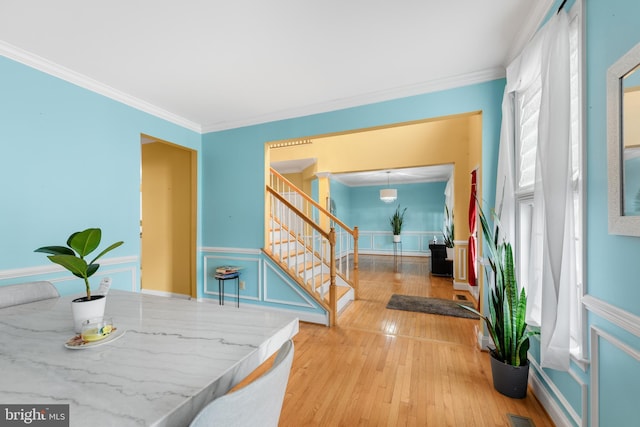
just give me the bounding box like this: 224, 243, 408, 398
296, 260, 322, 273
322, 285, 351, 303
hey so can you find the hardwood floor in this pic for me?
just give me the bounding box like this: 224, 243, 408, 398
239, 255, 554, 426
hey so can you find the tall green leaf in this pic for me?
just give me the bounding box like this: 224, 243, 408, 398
67, 228, 101, 257
89, 241, 124, 265
471, 202, 539, 366
34, 246, 75, 256
48, 255, 88, 278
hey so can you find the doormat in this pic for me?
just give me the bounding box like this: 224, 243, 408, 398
507, 414, 535, 427
386, 294, 479, 319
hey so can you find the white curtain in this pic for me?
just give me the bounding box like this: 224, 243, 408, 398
499, 11, 574, 371
495, 90, 516, 244
444, 175, 454, 213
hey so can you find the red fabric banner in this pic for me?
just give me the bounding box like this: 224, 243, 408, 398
468, 170, 477, 286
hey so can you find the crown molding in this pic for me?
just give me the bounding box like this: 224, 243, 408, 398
1, 39, 506, 136
201, 67, 506, 133
0, 40, 201, 133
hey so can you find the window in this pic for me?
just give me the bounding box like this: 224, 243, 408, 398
513, 1, 586, 362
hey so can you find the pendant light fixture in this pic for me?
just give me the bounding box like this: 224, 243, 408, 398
380, 171, 397, 203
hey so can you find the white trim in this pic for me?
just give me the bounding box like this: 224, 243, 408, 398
203, 255, 261, 302
263, 260, 319, 310
529, 372, 575, 427
474, 325, 492, 350
453, 281, 471, 292
582, 294, 640, 337
456, 245, 468, 281
201, 68, 506, 132
0, 41, 201, 133
528, 354, 586, 427
45, 266, 138, 293
358, 250, 427, 258
590, 326, 640, 427
0, 39, 507, 134
200, 247, 262, 255
140, 289, 192, 299
0, 256, 138, 281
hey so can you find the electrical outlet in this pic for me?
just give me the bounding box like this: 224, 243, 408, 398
239, 281, 246, 290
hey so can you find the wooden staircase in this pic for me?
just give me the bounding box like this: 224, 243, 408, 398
265, 168, 359, 326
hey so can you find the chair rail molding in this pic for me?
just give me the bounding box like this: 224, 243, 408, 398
582, 294, 640, 337
0, 256, 138, 281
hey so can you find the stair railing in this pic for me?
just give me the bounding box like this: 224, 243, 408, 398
266, 169, 359, 325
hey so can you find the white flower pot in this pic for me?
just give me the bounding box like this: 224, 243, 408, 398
393, 234, 401, 243
446, 247, 454, 260
71, 295, 106, 333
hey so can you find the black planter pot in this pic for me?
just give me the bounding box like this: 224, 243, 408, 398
489, 352, 530, 399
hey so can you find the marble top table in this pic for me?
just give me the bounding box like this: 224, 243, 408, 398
0, 290, 299, 426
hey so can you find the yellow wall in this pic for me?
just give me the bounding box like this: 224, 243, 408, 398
283, 172, 304, 189
624, 87, 640, 148
269, 112, 483, 286
270, 113, 481, 239
270, 114, 475, 175
141, 141, 196, 297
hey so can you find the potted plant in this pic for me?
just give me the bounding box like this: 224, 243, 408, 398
35, 228, 123, 332
389, 205, 407, 243
459, 205, 538, 398
443, 205, 455, 260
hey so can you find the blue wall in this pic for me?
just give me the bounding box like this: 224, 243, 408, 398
202, 80, 504, 251
325, 180, 447, 255
200, 80, 503, 317
348, 182, 446, 233
2, 1, 639, 423
514, 1, 640, 426
583, 1, 640, 426
0, 55, 201, 296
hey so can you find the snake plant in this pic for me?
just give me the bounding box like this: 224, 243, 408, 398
389, 205, 407, 236
35, 228, 123, 300
460, 205, 538, 366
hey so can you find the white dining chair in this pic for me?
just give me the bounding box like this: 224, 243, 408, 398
189, 339, 295, 427
0, 281, 60, 309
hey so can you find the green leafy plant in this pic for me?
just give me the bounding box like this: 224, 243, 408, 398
460, 205, 538, 366
443, 205, 455, 248
35, 228, 124, 300
389, 205, 407, 235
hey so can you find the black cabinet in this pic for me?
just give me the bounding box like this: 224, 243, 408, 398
429, 244, 453, 277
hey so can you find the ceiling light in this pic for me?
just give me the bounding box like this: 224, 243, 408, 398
380, 172, 397, 203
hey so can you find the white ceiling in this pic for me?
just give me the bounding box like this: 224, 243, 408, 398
332, 164, 454, 187
271, 159, 453, 187
0, 1, 552, 133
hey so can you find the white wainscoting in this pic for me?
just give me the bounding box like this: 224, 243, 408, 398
528, 355, 587, 427
583, 294, 640, 427
0, 256, 139, 292
200, 247, 328, 325
202, 252, 261, 303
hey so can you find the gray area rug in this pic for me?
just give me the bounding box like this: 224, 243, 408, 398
386, 294, 479, 319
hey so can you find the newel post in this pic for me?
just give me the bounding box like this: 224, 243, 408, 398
353, 226, 359, 300
329, 227, 337, 326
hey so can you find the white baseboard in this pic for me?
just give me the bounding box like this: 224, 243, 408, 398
475, 325, 492, 350
453, 280, 470, 291
141, 289, 192, 299
529, 367, 575, 427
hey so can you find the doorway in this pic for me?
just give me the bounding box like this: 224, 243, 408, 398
140, 135, 197, 298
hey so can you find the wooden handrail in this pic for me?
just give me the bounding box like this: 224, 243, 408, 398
270, 168, 355, 236
267, 186, 330, 240
267, 168, 360, 326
